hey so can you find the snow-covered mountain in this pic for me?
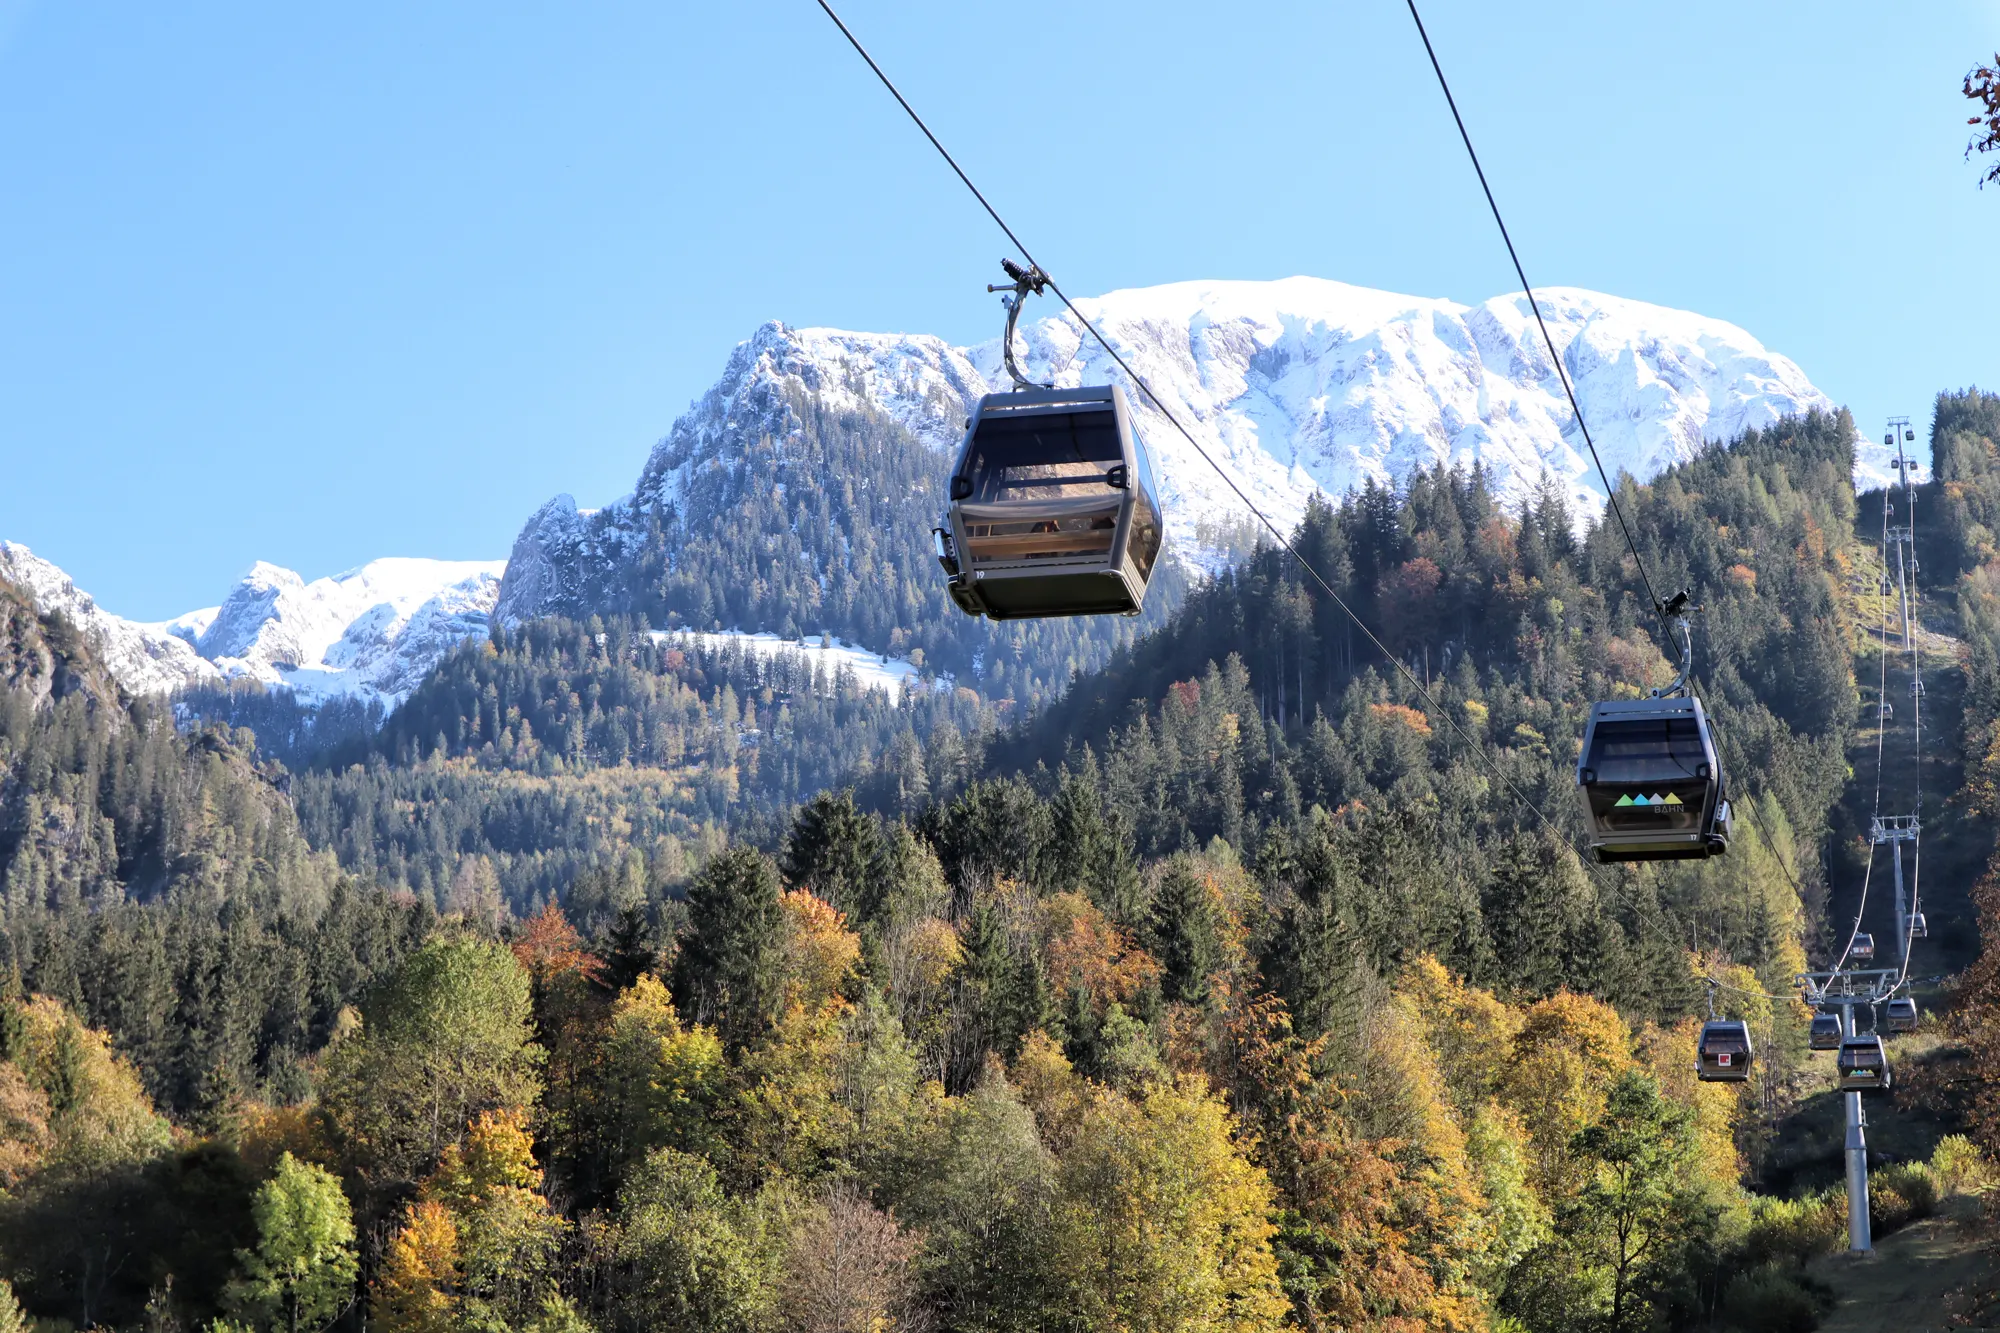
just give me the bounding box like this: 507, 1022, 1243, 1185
499, 276, 1839, 622
0, 542, 504, 707
9, 275, 1851, 706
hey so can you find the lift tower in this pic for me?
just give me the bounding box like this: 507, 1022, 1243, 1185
1799, 969, 1901, 1251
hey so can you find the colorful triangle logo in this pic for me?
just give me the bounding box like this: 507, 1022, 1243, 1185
1663, 793, 1684, 806
1615, 794, 1635, 807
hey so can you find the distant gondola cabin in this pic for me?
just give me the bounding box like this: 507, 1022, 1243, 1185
1808, 1012, 1842, 1051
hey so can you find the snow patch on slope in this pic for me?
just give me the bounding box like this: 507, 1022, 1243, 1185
653, 629, 933, 703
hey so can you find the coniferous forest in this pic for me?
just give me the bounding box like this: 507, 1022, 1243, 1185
3, 395, 2000, 1332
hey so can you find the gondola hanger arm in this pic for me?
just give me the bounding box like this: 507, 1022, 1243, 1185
988, 259, 1053, 392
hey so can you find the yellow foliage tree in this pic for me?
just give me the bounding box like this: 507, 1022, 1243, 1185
780, 890, 862, 1016
1635, 1017, 1745, 1219
1396, 955, 1522, 1114
599, 974, 727, 1175
373, 1199, 460, 1333
1500, 990, 1632, 1202
390, 1110, 567, 1331
6, 995, 170, 1174
1056, 1075, 1288, 1333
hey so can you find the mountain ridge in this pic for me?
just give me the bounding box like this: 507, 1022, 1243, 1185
6, 275, 1868, 709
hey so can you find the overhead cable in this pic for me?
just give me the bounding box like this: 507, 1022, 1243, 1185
1400, 0, 1669, 633
809, 0, 1603, 869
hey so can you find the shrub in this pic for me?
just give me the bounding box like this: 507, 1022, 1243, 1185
1742, 1189, 1844, 1267
1721, 1265, 1823, 1332
1929, 1134, 1995, 1197
1870, 1161, 1940, 1232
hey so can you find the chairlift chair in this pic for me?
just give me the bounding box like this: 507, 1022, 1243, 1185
1696, 1020, 1754, 1082
935, 263, 1165, 621
1837, 1034, 1891, 1092
1576, 695, 1731, 862
1885, 997, 1919, 1034
1808, 1012, 1843, 1051
1850, 932, 1876, 963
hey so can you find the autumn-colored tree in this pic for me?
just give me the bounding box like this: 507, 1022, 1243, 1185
3, 994, 171, 1173
1042, 892, 1163, 1015
1396, 955, 1521, 1114
1500, 990, 1633, 1202
1216, 989, 1488, 1331
722, 999, 849, 1186
512, 903, 610, 1204
778, 1186, 924, 1333
421, 1109, 567, 1330
595, 974, 726, 1186
373, 1200, 460, 1333
0, 1063, 51, 1189
1056, 1075, 1289, 1333
780, 889, 862, 1016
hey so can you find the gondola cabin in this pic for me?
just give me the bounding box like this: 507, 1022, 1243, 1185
1912, 912, 1928, 939
1576, 697, 1731, 862
1809, 1012, 1843, 1051
1696, 1020, 1753, 1083
1837, 1035, 1891, 1092
1851, 932, 1876, 963
1885, 997, 1919, 1034
934, 385, 1164, 621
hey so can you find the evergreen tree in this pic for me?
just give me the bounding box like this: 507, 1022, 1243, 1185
781, 790, 882, 923
1150, 860, 1221, 1006
672, 849, 785, 1049
600, 904, 658, 994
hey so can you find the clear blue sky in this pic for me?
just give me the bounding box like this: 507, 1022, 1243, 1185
3, 1, 1995, 619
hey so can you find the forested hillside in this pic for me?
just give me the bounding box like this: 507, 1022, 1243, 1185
1, 405, 1998, 1333
498, 386, 1189, 709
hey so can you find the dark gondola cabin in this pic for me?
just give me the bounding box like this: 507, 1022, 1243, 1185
1850, 932, 1875, 963
1837, 1035, 1891, 1092
1885, 997, 1919, 1033
1808, 1012, 1842, 1051
1696, 1020, 1753, 1083
1576, 697, 1731, 862
935, 385, 1164, 620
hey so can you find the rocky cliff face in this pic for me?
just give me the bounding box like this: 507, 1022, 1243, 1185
497, 276, 1842, 628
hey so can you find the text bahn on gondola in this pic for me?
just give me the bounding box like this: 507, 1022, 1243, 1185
935, 262, 1165, 621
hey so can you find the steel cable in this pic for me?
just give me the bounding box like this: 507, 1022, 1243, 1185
810, 0, 1606, 870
